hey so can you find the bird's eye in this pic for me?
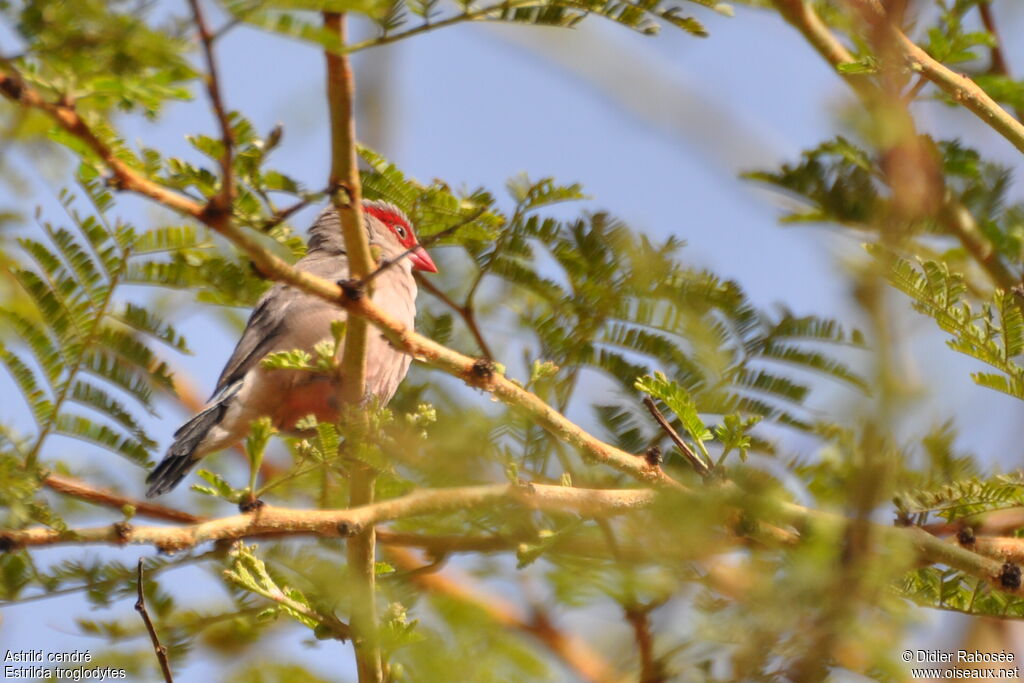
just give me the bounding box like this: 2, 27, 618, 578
395, 225, 407, 239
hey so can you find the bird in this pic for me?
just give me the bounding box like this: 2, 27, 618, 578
145, 200, 437, 497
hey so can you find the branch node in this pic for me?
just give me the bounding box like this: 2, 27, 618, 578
1000, 562, 1022, 590
337, 520, 362, 537
470, 358, 496, 383
956, 526, 976, 546
200, 200, 231, 226
0, 76, 23, 101
514, 478, 537, 494
113, 521, 133, 544
337, 278, 365, 301
0, 535, 17, 553
330, 182, 355, 208
238, 498, 265, 514
643, 445, 663, 468
104, 173, 128, 192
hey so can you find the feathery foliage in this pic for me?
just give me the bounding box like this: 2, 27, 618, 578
8, 0, 1024, 679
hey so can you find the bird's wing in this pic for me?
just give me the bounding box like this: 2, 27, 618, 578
211, 284, 294, 397
212, 251, 352, 398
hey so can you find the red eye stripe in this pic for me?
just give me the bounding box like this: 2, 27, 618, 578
363, 203, 416, 246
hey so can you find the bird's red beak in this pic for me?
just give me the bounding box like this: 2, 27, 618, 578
410, 246, 438, 273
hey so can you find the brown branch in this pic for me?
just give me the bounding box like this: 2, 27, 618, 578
415, 273, 495, 359
257, 184, 333, 233
956, 533, 1024, 566
977, 1, 1024, 123
386, 546, 622, 683
0, 484, 658, 551
42, 473, 204, 524
624, 602, 667, 683
642, 397, 710, 477
843, 0, 1024, 157
938, 200, 1018, 291
979, 2, 1009, 76
0, 62, 205, 220
770, 0, 1019, 290
188, 0, 234, 212
135, 559, 174, 683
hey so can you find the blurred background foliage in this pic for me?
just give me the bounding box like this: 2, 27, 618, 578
3, 0, 1024, 681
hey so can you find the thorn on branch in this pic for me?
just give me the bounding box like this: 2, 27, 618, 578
0, 76, 23, 101
113, 521, 133, 544
731, 512, 758, 539
471, 358, 496, 383
643, 445, 663, 468
956, 526, 976, 546
200, 200, 231, 226
238, 497, 265, 514
1000, 562, 1022, 590
103, 173, 128, 192
337, 520, 362, 537
514, 478, 537, 494
893, 511, 913, 527
337, 278, 365, 301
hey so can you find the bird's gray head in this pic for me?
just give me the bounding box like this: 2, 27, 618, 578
307, 200, 438, 273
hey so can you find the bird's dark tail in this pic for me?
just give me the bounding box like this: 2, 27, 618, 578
145, 382, 242, 497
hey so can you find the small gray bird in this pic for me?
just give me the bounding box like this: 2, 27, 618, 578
145, 201, 437, 497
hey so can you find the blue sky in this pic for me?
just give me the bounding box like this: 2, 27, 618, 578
4, 1, 1024, 679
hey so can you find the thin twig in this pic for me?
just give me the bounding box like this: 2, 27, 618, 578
188, 0, 234, 212
43, 473, 204, 524
343, 0, 548, 54
135, 559, 174, 683
641, 397, 711, 478
979, 2, 1010, 77
978, 1, 1024, 122
902, 74, 928, 103
415, 273, 495, 359
258, 185, 333, 233
624, 602, 667, 683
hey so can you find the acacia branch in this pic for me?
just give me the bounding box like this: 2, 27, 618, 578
188, 0, 234, 211
624, 602, 666, 683
136, 559, 175, 683
323, 12, 381, 680
770, 0, 1019, 290
841, 0, 1024, 157
0, 63, 205, 219
42, 473, 204, 524
0, 484, 658, 551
